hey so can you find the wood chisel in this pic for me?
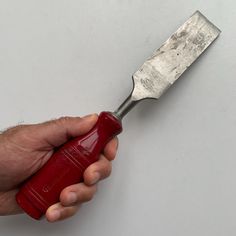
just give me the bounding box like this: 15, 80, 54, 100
16, 11, 221, 220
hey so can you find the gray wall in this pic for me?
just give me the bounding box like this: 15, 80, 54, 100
0, 0, 235, 235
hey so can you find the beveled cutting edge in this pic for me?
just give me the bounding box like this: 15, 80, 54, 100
114, 11, 221, 119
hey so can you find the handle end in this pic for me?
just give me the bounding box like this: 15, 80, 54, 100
16, 191, 42, 220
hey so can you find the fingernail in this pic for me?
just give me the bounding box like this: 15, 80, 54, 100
67, 192, 77, 204
49, 210, 60, 221
91, 172, 100, 185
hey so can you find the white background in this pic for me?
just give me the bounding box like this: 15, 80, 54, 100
0, 1, 235, 235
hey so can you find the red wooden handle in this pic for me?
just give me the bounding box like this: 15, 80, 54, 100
16, 112, 122, 220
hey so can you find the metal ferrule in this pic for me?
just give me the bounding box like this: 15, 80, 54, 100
113, 95, 139, 120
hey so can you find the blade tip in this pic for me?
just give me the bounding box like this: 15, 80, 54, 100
194, 10, 222, 35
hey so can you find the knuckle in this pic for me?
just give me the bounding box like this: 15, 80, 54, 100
85, 194, 93, 202
81, 187, 96, 202
57, 116, 73, 125
83, 191, 93, 201
3, 124, 28, 136
103, 161, 112, 177
60, 206, 78, 220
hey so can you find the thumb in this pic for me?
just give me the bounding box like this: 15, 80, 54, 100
35, 114, 98, 147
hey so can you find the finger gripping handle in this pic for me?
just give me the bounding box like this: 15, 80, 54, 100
16, 112, 122, 220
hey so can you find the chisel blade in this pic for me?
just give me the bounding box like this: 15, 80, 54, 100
131, 11, 221, 101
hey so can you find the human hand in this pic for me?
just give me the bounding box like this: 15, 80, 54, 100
0, 114, 118, 222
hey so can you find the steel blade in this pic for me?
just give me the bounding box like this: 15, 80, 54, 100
132, 11, 221, 101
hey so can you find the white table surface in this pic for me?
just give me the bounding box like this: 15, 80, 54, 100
0, 1, 235, 235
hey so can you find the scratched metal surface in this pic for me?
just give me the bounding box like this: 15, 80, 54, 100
132, 11, 221, 100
